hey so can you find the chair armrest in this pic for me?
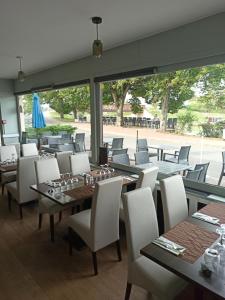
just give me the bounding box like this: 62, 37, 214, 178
163, 152, 178, 160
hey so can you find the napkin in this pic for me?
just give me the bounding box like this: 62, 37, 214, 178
192, 212, 220, 225
153, 236, 186, 256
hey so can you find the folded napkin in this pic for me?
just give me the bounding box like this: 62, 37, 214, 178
192, 212, 220, 225
153, 236, 186, 256
123, 176, 135, 182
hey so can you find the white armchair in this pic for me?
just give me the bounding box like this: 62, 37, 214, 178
70, 153, 90, 175
22, 143, 38, 157
35, 158, 64, 242
122, 187, 187, 300
160, 175, 188, 232
68, 176, 123, 275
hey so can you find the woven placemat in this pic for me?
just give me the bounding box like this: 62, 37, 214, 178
199, 203, 225, 225
64, 185, 94, 201
163, 221, 218, 263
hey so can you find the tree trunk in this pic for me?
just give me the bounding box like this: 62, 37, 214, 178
120, 99, 125, 126
60, 112, 64, 119
73, 108, 77, 120
161, 94, 169, 132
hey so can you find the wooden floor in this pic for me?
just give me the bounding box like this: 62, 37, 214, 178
0, 192, 219, 300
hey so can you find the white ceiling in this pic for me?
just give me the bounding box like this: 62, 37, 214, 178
0, 0, 225, 79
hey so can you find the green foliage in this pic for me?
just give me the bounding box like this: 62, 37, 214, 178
200, 121, 225, 138
26, 124, 76, 137
128, 97, 143, 114
176, 110, 197, 133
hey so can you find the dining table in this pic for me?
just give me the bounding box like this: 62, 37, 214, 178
141, 202, 225, 299
148, 144, 178, 160
30, 168, 137, 207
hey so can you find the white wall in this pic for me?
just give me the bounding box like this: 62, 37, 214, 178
14, 12, 225, 92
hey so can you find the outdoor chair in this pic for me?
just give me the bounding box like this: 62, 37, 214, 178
6, 156, 39, 219
163, 145, 191, 165
70, 153, 90, 175
186, 168, 203, 181
194, 162, 210, 182
55, 151, 73, 174
112, 148, 128, 156
112, 153, 130, 165
160, 175, 188, 232
35, 158, 64, 242
122, 187, 187, 300
22, 143, 38, 157
218, 151, 225, 185
136, 138, 158, 158
57, 143, 75, 152
134, 151, 149, 165
75, 133, 86, 151
68, 177, 123, 275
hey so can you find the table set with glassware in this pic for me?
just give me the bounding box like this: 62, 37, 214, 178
141, 202, 225, 299
30, 164, 137, 206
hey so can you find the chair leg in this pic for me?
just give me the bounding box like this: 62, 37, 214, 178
2, 184, 5, 195
92, 251, 98, 275
7, 191, 12, 211
124, 282, 132, 300
38, 213, 43, 229
59, 211, 62, 222
116, 240, 122, 261
19, 204, 23, 219
49, 215, 55, 242
68, 227, 73, 256
218, 173, 224, 185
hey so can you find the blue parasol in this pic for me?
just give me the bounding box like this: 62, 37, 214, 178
32, 93, 46, 128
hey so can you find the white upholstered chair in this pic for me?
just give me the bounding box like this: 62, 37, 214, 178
22, 143, 38, 157
122, 187, 187, 300
160, 175, 188, 232
6, 156, 39, 218
55, 151, 73, 174
70, 153, 90, 175
0, 145, 18, 195
35, 158, 64, 242
120, 167, 159, 221
68, 176, 123, 275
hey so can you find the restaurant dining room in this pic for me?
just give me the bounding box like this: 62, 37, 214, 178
1, 1, 225, 300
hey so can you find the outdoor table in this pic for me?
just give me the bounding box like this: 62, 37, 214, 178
148, 144, 178, 160
136, 161, 191, 176
30, 169, 137, 206
140, 203, 225, 299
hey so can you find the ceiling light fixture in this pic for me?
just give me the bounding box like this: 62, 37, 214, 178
16, 56, 25, 82
92, 16, 103, 58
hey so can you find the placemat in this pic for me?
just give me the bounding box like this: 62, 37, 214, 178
64, 185, 94, 201
199, 203, 225, 225
163, 221, 218, 263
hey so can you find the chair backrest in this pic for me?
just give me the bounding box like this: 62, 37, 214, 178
74, 141, 85, 152
134, 151, 149, 165
111, 138, 123, 149
35, 157, 60, 184
186, 168, 203, 181
57, 144, 74, 152
75, 133, 85, 143
17, 156, 39, 203
55, 151, 73, 174
122, 187, 159, 262
91, 176, 123, 251
70, 153, 90, 175
6, 143, 21, 157
112, 148, 128, 156
0, 145, 18, 162
111, 153, 130, 165
137, 139, 148, 152
194, 162, 210, 182
160, 175, 188, 232
222, 151, 225, 165
178, 146, 191, 164
136, 167, 159, 191
22, 143, 38, 157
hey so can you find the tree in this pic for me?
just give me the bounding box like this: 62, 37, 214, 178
22, 94, 33, 114
102, 78, 147, 126
196, 64, 225, 112
133, 69, 200, 131
42, 86, 90, 119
